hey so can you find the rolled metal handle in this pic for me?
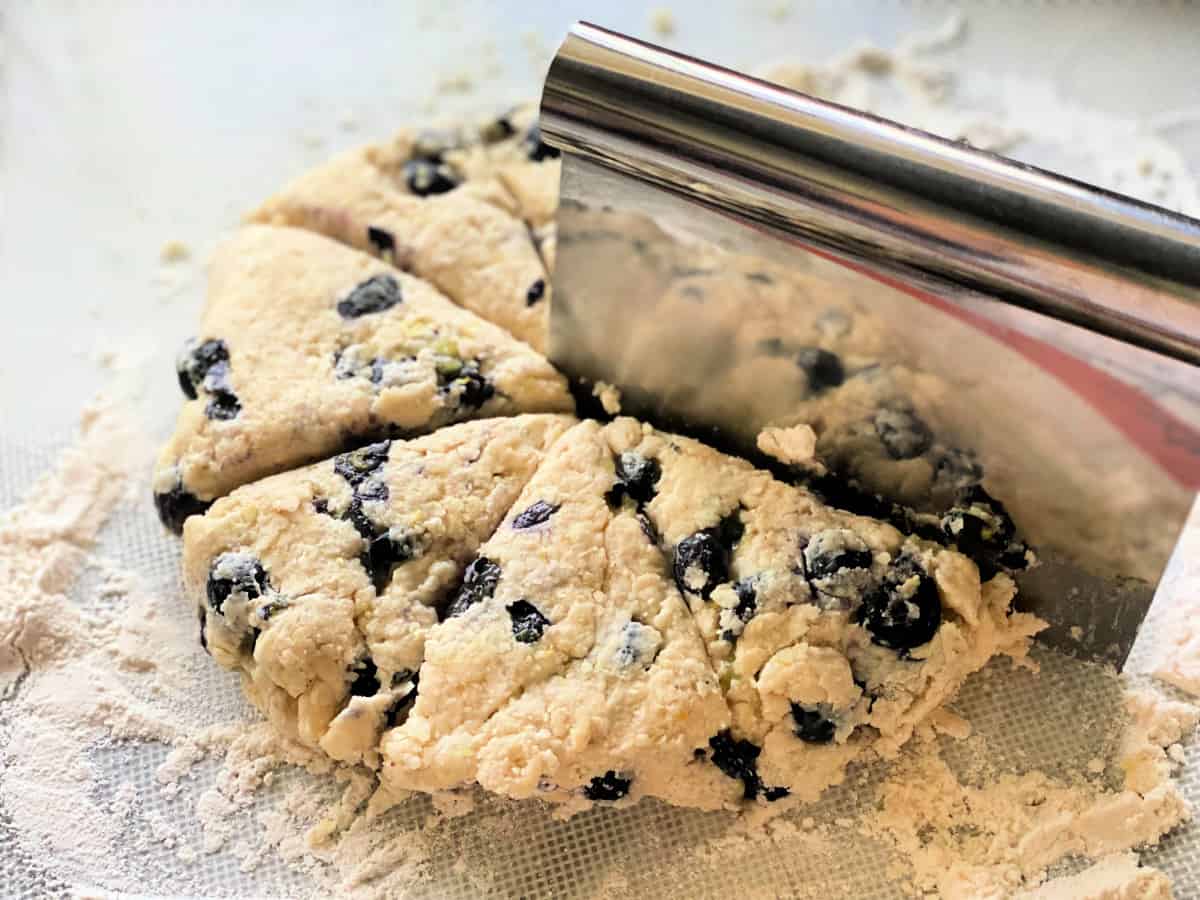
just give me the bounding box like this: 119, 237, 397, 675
540, 22, 1200, 366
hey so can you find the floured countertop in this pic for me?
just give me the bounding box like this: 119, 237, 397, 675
3, 5, 1200, 899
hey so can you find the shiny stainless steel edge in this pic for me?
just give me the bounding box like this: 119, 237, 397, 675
539, 22, 1200, 666
541, 22, 1200, 364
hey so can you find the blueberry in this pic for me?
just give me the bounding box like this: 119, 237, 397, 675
403, 158, 460, 196
361, 529, 417, 588
802, 529, 873, 580
795, 347, 845, 394
707, 730, 765, 801
673, 531, 729, 598
312, 498, 332, 517
337, 274, 403, 319
205, 388, 241, 421
672, 513, 742, 599
334, 441, 391, 487
606, 452, 662, 509
523, 124, 560, 161
153, 481, 211, 534
349, 657, 381, 697
198, 608, 209, 654
526, 278, 546, 306
206, 553, 270, 615
720, 578, 759, 642
940, 485, 1029, 578
385, 672, 420, 727
732, 578, 757, 623
856, 555, 941, 651
176, 338, 229, 400
763, 786, 790, 802
507, 599, 550, 643
583, 771, 632, 802
436, 360, 494, 409
874, 407, 934, 460
511, 500, 559, 530
790, 704, 836, 744
366, 226, 396, 256
443, 556, 502, 619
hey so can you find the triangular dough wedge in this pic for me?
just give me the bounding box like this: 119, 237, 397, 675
181, 414, 574, 767
247, 114, 553, 350
602, 417, 1044, 808
153, 226, 571, 532
381, 419, 739, 810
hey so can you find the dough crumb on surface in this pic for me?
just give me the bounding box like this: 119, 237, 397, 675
159, 239, 191, 263
650, 7, 677, 37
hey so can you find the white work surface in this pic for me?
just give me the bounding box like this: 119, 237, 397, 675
4, 3, 1200, 898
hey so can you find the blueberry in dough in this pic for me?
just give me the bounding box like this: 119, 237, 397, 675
802, 529, 874, 580
525, 278, 546, 307
366, 225, 396, 256
795, 346, 845, 394
790, 703, 836, 744
333, 441, 391, 487
443, 556, 503, 619
940, 485, 1030, 577
176, 338, 230, 400
197, 608, 209, 654
673, 531, 729, 599
732, 578, 757, 623
874, 407, 934, 460
403, 158, 460, 196
435, 359, 495, 410
763, 786, 790, 801
511, 500, 560, 530
348, 657, 381, 697
205, 388, 242, 421
707, 730, 766, 801
856, 555, 941, 651
206, 552, 270, 615
672, 512, 742, 599
507, 599, 550, 643
583, 771, 632, 802
605, 452, 662, 509
385, 673, 420, 728
522, 123, 561, 161
336, 274, 403, 319
153, 481, 211, 534
361, 528, 417, 587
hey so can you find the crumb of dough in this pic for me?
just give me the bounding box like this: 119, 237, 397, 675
756, 423, 826, 474
1015, 853, 1173, 899
592, 381, 622, 415
649, 7, 676, 37
159, 240, 191, 263
1071, 625, 1085, 642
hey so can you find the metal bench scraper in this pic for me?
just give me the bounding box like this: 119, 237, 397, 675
539, 22, 1200, 666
